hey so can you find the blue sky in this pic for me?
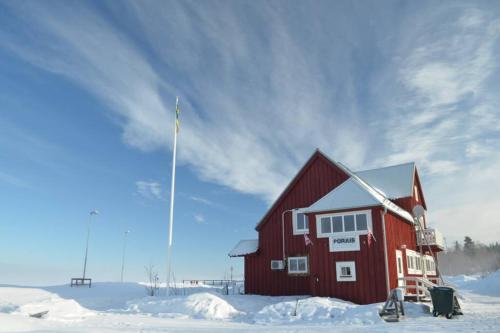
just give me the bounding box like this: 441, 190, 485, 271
1, 0, 499, 285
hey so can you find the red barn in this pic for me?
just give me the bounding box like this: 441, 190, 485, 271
229, 150, 445, 304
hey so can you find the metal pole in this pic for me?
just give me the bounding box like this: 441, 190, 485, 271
121, 230, 129, 283
281, 209, 294, 262
166, 97, 179, 297
82, 210, 98, 279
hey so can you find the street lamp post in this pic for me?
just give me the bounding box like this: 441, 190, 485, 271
120, 230, 130, 283
82, 210, 99, 280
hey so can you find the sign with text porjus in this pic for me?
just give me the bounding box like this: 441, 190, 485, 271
329, 234, 360, 252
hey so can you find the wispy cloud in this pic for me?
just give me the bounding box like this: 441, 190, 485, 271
0, 171, 30, 189
1, 1, 500, 243
377, 7, 500, 175
0, 1, 370, 203
189, 196, 213, 206
135, 181, 162, 200
193, 214, 205, 224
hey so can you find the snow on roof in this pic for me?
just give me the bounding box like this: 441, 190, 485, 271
228, 239, 258, 257
303, 155, 414, 223
303, 178, 381, 213
355, 162, 415, 199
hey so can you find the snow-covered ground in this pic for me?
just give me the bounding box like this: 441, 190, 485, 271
1, 272, 500, 332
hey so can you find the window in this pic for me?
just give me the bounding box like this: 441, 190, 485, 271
414, 185, 420, 202
356, 214, 367, 231
397, 257, 402, 274
292, 210, 309, 235
424, 255, 436, 275
332, 216, 343, 232
316, 210, 372, 238
321, 217, 331, 234
406, 249, 423, 274
344, 215, 355, 232
336, 261, 356, 281
288, 256, 308, 274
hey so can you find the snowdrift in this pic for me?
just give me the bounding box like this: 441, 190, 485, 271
126, 292, 241, 320
254, 297, 384, 325
445, 270, 500, 296
0, 287, 94, 322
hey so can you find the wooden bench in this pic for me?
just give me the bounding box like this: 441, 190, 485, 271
70, 278, 92, 288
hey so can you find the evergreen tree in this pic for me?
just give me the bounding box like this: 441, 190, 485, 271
464, 236, 475, 256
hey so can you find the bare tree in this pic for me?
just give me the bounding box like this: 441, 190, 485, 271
145, 264, 160, 297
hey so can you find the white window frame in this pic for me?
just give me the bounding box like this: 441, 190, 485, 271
424, 255, 436, 275
292, 210, 309, 235
336, 261, 356, 282
316, 210, 372, 238
406, 249, 423, 275
287, 256, 308, 274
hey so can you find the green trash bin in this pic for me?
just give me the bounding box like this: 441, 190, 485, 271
428, 286, 462, 319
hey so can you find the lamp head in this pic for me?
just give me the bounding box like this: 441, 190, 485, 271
412, 205, 425, 220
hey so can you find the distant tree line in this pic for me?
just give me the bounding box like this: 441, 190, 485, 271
438, 236, 500, 275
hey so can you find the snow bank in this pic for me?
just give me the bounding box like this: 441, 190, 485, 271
254, 297, 384, 325
126, 292, 241, 320
0, 287, 94, 322
460, 270, 500, 296
445, 270, 500, 296
45, 282, 147, 311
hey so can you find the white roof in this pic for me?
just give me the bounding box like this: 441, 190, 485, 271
304, 178, 380, 212
355, 162, 415, 199
228, 239, 258, 257
302, 156, 414, 223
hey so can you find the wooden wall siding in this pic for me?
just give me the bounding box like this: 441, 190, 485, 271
308, 207, 389, 304
383, 211, 418, 289
246, 153, 349, 296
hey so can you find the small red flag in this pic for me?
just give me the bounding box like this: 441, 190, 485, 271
304, 233, 313, 246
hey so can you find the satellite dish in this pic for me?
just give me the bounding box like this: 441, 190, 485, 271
412, 205, 426, 220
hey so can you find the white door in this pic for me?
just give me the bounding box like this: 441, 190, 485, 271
396, 250, 404, 287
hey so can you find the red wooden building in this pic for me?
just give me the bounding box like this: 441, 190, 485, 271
229, 150, 445, 304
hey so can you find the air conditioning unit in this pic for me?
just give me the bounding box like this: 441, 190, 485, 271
271, 260, 285, 270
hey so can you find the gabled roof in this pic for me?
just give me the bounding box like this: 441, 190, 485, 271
255, 149, 417, 230
355, 162, 415, 199
312, 157, 414, 223
255, 150, 348, 231
303, 178, 381, 213
228, 239, 258, 257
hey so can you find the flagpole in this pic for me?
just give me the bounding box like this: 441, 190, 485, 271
166, 96, 179, 297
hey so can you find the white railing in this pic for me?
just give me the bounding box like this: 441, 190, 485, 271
398, 277, 438, 302
417, 228, 445, 250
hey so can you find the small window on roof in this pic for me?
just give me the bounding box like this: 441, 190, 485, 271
414, 185, 420, 202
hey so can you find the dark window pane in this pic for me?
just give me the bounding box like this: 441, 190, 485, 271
356, 214, 367, 231
332, 216, 343, 232
298, 259, 306, 271
304, 215, 309, 229
344, 215, 355, 232
321, 218, 331, 233
297, 214, 304, 230
290, 259, 298, 271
